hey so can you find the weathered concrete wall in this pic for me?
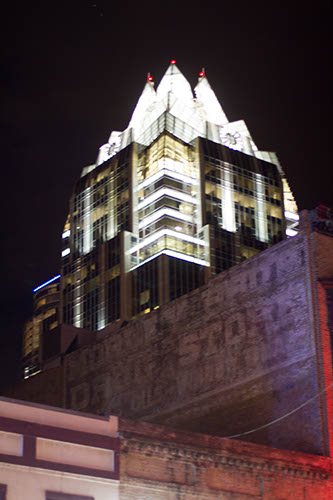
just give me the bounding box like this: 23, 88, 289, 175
119, 419, 333, 500
64, 228, 329, 454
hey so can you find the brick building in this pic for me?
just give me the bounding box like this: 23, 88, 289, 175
1, 397, 332, 499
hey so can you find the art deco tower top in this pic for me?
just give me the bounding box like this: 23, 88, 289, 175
58, 62, 298, 331
94, 61, 264, 168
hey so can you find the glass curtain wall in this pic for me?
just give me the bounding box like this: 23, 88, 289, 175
128, 132, 207, 270
62, 146, 132, 330
202, 139, 284, 269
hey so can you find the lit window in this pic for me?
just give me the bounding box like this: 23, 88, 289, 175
62, 229, 71, 239
286, 228, 297, 237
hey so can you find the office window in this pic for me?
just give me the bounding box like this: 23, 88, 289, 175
46, 492, 94, 500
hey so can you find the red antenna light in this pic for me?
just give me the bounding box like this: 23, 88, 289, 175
199, 68, 205, 77
170, 59, 176, 64
147, 72, 153, 81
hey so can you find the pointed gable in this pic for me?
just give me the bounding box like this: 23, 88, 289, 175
156, 63, 194, 104
123, 64, 233, 148
129, 81, 157, 131
194, 76, 228, 126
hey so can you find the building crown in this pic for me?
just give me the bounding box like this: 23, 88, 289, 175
94, 62, 263, 170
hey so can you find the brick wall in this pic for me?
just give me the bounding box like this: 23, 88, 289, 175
64, 221, 331, 455
119, 419, 333, 500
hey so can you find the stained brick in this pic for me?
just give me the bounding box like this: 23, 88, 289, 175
119, 419, 333, 500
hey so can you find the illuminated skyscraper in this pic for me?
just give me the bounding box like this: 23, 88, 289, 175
60, 61, 298, 331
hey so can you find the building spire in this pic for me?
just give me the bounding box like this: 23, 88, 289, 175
128, 76, 156, 132
156, 60, 194, 104
194, 72, 228, 126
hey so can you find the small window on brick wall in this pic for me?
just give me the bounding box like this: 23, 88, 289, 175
46, 493, 94, 500
0, 484, 7, 500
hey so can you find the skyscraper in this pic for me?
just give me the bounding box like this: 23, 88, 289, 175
58, 61, 298, 332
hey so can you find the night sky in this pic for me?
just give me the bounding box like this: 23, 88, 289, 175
1, 2, 331, 389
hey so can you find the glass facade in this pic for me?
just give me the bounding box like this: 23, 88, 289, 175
201, 139, 284, 271
129, 132, 205, 269
60, 136, 287, 329
61, 146, 132, 330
